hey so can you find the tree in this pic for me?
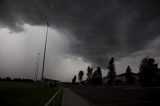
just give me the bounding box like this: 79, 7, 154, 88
87, 66, 93, 84
13, 78, 22, 82
91, 67, 102, 86
107, 57, 116, 85
91, 70, 98, 86
125, 66, 135, 84
6, 77, 11, 81
138, 57, 159, 86
96, 67, 102, 85
78, 70, 84, 84
72, 75, 77, 85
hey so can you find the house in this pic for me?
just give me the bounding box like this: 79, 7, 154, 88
116, 72, 138, 82
103, 72, 138, 84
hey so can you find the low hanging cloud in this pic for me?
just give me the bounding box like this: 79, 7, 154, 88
0, 0, 160, 68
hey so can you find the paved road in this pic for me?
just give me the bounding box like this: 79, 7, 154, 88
62, 88, 96, 106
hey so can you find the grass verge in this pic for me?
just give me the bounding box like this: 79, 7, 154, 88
0, 81, 59, 106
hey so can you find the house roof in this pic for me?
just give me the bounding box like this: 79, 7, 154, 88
103, 72, 138, 79
117, 72, 138, 77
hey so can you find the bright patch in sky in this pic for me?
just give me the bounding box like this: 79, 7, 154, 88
0, 24, 92, 81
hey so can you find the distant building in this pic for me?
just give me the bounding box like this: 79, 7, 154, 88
103, 72, 138, 84
44, 78, 61, 87
116, 72, 138, 82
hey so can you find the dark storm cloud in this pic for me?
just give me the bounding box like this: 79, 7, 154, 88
1, 0, 160, 67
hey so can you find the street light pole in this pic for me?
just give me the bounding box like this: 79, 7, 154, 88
41, 22, 49, 86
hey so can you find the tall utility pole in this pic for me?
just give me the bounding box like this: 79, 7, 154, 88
41, 22, 49, 85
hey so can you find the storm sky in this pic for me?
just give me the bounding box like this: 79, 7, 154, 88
0, 0, 160, 82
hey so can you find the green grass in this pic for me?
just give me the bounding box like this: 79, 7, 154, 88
0, 81, 59, 106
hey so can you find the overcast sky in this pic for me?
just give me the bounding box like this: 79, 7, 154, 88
0, 0, 160, 82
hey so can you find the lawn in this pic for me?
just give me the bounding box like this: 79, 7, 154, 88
0, 81, 59, 106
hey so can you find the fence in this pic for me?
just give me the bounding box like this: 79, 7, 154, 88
45, 87, 63, 106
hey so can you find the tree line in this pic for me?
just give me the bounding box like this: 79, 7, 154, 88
0, 77, 34, 82
72, 56, 160, 86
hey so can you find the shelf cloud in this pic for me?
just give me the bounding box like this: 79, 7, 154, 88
0, 0, 160, 69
